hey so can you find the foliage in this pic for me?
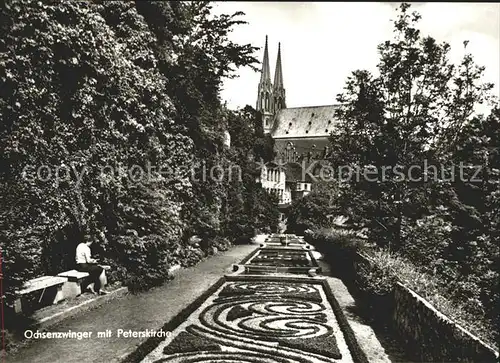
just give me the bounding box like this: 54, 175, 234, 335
0, 0, 191, 302
224, 106, 279, 243
287, 192, 335, 234
330, 2, 495, 247
305, 227, 367, 254
326, 2, 499, 340
136, 0, 258, 154
0, 0, 262, 311
113, 234, 172, 292
136, 1, 265, 250
365, 250, 497, 348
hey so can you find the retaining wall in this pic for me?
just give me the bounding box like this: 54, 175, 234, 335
393, 282, 498, 362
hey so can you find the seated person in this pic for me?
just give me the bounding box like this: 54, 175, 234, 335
75, 236, 107, 295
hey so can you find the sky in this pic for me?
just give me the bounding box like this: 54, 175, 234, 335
212, 2, 500, 112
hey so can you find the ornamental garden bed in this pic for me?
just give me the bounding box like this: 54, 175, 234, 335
249, 249, 314, 267
136, 275, 368, 363
241, 247, 321, 275
265, 234, 307, 247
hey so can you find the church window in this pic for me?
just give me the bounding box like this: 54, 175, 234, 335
289, 122, 292, 127
286, 131, 289, 134
286, 142, 294, 162
305, 130, 309, 134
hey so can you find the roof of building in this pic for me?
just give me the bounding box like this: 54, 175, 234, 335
270, 104, 341, 138
274, 137, 331, 159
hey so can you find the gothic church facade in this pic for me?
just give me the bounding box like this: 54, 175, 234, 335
256, 36, 338, 208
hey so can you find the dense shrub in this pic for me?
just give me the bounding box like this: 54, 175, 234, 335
0, 0, 262, 310
287, 193, 335, 235
305, 227, 366, 254
113, 234, 173, 292
369, 250, 497, 348
0, 0, 191, 303
0, 1, 272, 354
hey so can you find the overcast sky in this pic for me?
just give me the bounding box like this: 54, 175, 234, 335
212, 2, 500, 112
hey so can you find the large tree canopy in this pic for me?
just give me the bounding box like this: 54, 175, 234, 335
326, 2, 498, 339
0, 1, 275, 312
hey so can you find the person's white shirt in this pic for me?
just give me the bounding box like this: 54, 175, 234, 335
75, 243, 92, 264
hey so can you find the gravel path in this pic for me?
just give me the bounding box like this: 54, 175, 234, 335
6, 244, 258, 363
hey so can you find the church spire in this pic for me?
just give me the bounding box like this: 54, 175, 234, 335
272, 42, 286, 113
260, 35, 271, 84
256, 35, 274, 134
273, 42, 283, 88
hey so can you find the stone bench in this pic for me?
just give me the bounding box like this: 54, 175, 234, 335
57, 265, 111, 298
57, 270, 90, 298
14, 276, 67, 313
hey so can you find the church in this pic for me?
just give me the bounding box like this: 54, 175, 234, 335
255, 36, 339, 208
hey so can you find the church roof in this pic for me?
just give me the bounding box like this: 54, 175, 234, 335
274, 137, 330, 159
270, 104, 341, 138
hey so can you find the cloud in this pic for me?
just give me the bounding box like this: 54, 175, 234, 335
213, 2, 500, 111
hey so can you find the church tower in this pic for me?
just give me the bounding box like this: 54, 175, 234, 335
256, 36, 274, 134
272, 42, 286, 114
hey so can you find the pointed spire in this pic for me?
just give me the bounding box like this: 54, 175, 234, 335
272, 42, 286, 113
273, 42, 283, 88
260, 35, 271, 84
256, 35, 276, 132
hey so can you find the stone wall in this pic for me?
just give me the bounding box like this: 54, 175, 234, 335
393, 282, 498, 362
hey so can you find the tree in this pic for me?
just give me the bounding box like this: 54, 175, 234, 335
328, 2, 498, 337
136, 1, 259, 154
330, 2, 494, 251
137, 1, 260, 245
287, 192, 334, 235
223, 105, 279, 242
